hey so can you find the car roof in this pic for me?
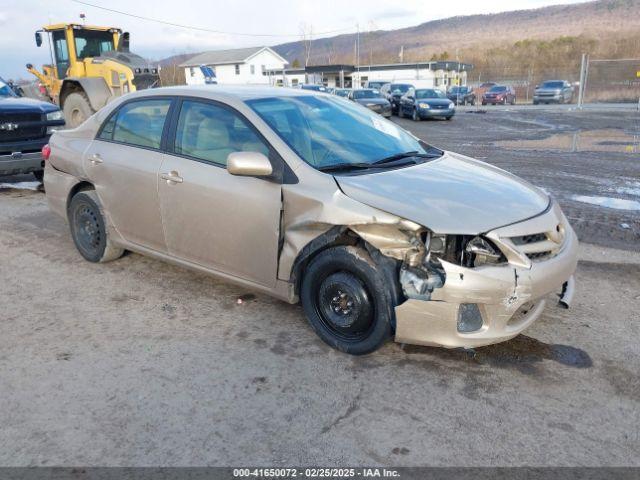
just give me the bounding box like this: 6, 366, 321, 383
117, 85, 327, 102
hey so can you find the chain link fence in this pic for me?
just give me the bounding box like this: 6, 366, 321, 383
463, 57, 640, 106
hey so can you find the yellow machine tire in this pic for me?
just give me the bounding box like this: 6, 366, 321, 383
62, 92, 95, 128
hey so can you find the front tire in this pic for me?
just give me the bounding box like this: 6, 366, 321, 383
412, 108, 421, 121
300, 246, 396, 355
62, 92, 95, 128
68, 190, 124, 263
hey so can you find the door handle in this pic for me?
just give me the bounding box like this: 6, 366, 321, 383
160, 171, 183, 184
90, 153, 103, 164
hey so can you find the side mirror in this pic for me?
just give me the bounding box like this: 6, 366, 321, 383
227, 151, 272, 177
35, 31, 42, 47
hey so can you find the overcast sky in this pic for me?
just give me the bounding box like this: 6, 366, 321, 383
1, 0, 589, 80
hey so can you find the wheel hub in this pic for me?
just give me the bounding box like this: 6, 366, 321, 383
317, 272, 373, 337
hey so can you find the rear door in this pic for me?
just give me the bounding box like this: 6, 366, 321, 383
85, 97, 173, 252
157, 98, 282, 287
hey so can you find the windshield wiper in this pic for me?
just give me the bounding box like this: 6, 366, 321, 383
318, 162, 374, 172
372, 151, 437, 165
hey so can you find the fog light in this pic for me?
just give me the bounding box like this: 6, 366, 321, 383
457, 303, 483, 333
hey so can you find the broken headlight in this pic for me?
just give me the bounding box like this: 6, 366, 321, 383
465, 236, 504, 267
424, 232, 505, 267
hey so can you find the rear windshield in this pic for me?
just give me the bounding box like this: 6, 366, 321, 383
449, 87, 468, 94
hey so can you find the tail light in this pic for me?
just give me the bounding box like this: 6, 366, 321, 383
42, 144, 51, 161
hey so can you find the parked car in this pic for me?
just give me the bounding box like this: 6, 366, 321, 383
44, 86, 577, 355
399, 88, 455, 121
333, 88, 351, 98
533, 80, 574, 104
482, 85, 516, 105
365, 81, 388, 90
475, 82, 497, 99
381, 81, 431, 115
447, 86, 476, 105
299, 84, 327, 92
0, 76, 65, 180
349, 88, 392, 117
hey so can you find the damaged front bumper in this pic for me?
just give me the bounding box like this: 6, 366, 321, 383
394, 206, 578, 348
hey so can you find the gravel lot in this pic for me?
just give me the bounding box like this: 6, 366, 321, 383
0, 105, 638, 467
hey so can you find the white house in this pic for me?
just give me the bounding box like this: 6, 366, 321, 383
180, 46, 288, 86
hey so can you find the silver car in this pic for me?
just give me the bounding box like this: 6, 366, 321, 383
43, 86, 577, 355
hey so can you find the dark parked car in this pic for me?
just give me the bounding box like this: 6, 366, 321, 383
482, 85, 516, 105
349, 89, 392, 117
0, 77, 65, 180
399, 88, 455, 121
380, 83, 412, 115
533, 80, 574, 104
447, 86, 476, 105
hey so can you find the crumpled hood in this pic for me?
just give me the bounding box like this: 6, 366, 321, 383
336, 152, 549, 234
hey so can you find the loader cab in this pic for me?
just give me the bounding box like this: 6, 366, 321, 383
36, 24, 120, 79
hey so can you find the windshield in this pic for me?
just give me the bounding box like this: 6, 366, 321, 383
541, 81, 564, 89
390, 84, 410, 94
247, 95, 433, 170
335, 89, 350, 97
416, 89, 445, 99
0, 79, 16, 97
488, 86, 507, 93
449, 87, 468, 94
353, 90, 382, 99
74, 29, 115, 59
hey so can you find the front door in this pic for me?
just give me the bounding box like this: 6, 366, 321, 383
158, 99, 282, 287
86, 97, 172, 252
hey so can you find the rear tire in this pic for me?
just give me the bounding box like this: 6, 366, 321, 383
68, 190, 124, 263
300, 246, 396, 355
62, 92, 95, 128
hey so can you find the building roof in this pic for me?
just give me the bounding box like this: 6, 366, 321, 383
267, 61, 474, 75
179, 47, 287, 67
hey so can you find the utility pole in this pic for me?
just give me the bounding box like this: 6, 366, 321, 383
577, 53, 589, 110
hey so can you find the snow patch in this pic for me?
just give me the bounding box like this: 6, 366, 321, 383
572, 195, 640, 211
0, 181, 41, 191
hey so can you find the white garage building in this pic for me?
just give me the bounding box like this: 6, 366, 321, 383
266, 61, 473, 89
181, 46, 288, 86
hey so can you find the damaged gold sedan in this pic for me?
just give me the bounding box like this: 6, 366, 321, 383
43, 86, 577, 355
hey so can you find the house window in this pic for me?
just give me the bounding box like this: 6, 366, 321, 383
261, 65, 266, 74
292, 79, 299, 86
190, 67, 195, 77
250, 65, 255, 75
235, 64, 240, 75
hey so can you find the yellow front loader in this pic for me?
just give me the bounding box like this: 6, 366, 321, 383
27, 24, 159, 127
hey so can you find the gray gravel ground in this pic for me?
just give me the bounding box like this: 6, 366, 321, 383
0, 106, 638, 467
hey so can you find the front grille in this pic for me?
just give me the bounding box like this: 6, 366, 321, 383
132, 74, 159, 90
526, 251, 554, 262
0, 112, 45, 142
508, 226, 564, 263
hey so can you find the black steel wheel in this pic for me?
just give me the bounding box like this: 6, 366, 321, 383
300, 246, 398, 355
68, 191, 124, 263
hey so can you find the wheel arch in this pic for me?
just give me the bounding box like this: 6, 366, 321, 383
60, 77, 112, 112
290, 226, 403, 311
66, 180, 95, 212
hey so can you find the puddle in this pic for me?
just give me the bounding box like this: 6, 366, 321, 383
400, 334, 592, 375
496, 129, 640, 153
0, 181, 42, 191
571, 195, 640, 211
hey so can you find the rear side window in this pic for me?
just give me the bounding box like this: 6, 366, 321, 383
98, 99, 171, 149
173, 100, 269, 167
